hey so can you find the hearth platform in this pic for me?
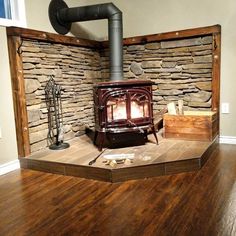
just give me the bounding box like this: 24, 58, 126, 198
20, 133, 218, 182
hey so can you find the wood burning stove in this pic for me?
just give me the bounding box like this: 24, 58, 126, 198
93, 80, 158, 150
48, 2, 159, 150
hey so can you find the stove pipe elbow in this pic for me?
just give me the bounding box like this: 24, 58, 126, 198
49, 0, 123, 81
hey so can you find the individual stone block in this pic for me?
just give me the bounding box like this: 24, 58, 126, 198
127, 45, 145, 52
130, 62, 143, 75
193, 55, 212, 63
188, 101, 212, 108
156, 89, 183, 96
202, 36, 213, 45
24, 79, 41, 94
29, 124, 48, 133
27, 109, 41, 123
23, 63, 35, 70
158, 84, 195, 90
22, 57, 41, 63
184, 91, 212, 102
161, 38, 202, 49
195, 82, 212, 91
30, 68, 55, 75
84, 70, 101, 79
163, 96, 181, 101
192, 50, 212, 56
152, 95, 164, 101
182, 68, 212, 74
162, 62, 177, 68
141, 61, 161, 68
182, 63, 212, 69
26, 94, 41, 106
145, 42, 161, 50
163, 56, 193, 62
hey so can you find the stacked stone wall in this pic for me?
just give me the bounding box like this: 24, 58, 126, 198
22, 40, 101, 152
22, 35, 213, 153
101, 35, 213, 113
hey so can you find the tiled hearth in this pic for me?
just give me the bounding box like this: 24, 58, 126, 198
20, 133, 218, 182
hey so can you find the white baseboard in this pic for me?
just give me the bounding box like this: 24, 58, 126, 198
0, 160, 20, 176
219, 136, 236, 144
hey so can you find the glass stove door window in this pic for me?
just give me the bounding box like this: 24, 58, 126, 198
107, 94, 127, 122
130, 93, 149, 119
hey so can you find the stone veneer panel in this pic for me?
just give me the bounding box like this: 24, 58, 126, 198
101, 35, 213, 113
22, 35, 213, 153
22, 40, 101, 152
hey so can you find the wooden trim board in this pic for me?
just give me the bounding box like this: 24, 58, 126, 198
102, 24, 221, 46
6, 27, 101, 48
7, 36, 31, 157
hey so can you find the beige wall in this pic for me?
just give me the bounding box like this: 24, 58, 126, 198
0, 0, 235, 165
0, 27, 18, 165
25, 0, 55, 33
0, 0, 55, 165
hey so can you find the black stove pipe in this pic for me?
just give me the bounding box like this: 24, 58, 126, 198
49, 0, 123, 81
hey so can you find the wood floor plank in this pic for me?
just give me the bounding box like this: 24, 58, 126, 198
1, 144, 236, 235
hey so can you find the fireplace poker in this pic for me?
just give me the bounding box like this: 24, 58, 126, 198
88, 148, 107, 166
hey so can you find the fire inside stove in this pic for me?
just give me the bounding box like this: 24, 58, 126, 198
93, 80, 158, 150
107, 93, 149, 122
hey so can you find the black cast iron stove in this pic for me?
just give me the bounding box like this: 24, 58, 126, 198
93, 80, 158, 150
48, 0, 158, 151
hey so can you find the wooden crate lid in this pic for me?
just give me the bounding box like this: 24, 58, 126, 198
163, 110, 218, 122
183, 111, 216, 116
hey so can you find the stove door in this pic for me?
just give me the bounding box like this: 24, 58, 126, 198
106, 91, 128, 126
105, 88, 152, 128
130, 92, 150, 120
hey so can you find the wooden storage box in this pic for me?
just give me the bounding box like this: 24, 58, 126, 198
163, 111, 218, 141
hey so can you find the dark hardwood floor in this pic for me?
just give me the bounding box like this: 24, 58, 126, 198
0, 144, 236, 236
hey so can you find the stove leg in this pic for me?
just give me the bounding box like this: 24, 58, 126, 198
144, 130, 148, 142
93, 130, 98, 145
151, 125, 158, 144
97, 132, 105, 151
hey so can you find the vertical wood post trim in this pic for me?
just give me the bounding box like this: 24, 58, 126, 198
212, 32, 221, 111
7, 36, 30, 157
211, 30, 221, 133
